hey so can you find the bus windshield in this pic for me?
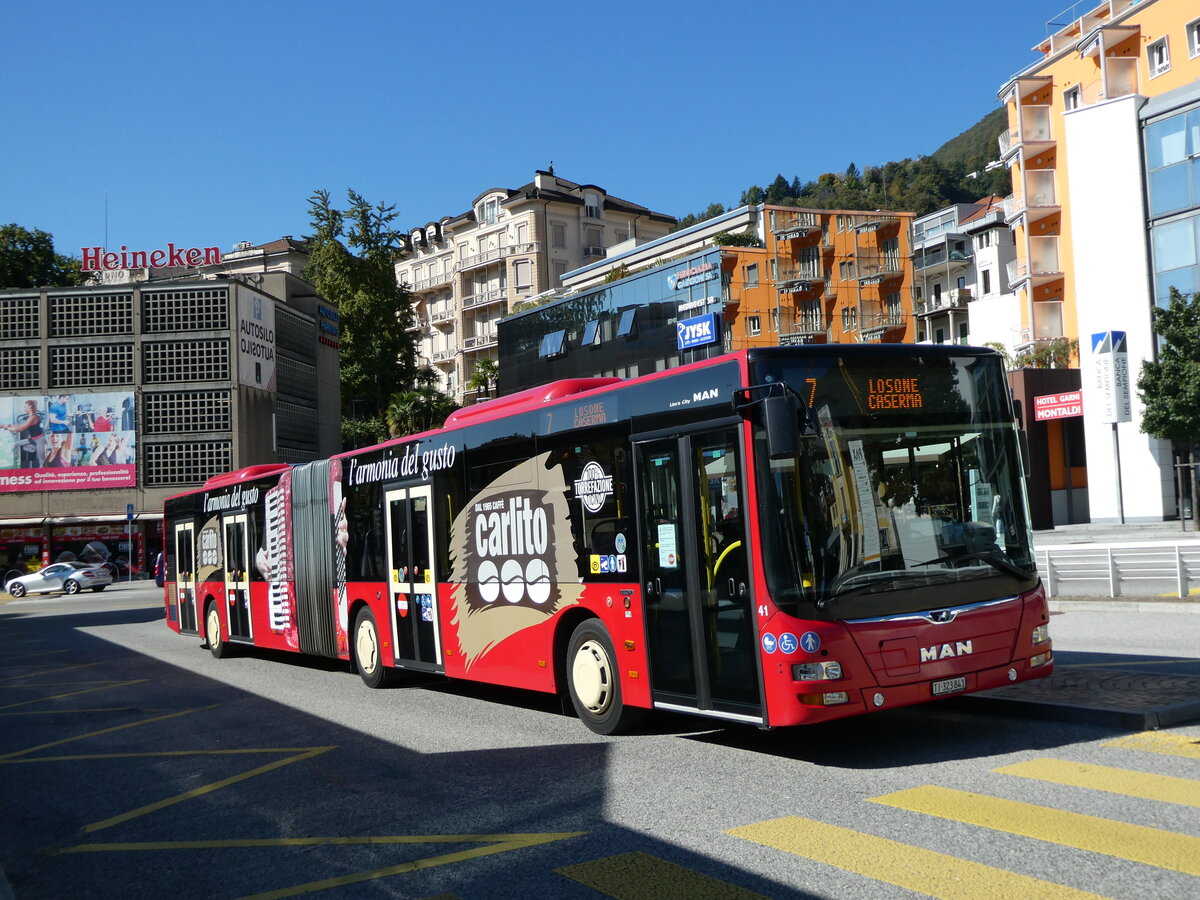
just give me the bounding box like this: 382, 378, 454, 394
751, 350, 1038, 620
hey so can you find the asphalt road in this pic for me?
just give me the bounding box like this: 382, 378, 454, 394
1, 584, 1197, 899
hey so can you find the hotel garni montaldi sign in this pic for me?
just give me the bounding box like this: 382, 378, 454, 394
80, 243, 222, 271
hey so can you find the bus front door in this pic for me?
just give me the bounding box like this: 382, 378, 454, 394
174, 523, 197, 634
635, 427, 761, 721
223, 514, 252, 642
384, 485, 442, 672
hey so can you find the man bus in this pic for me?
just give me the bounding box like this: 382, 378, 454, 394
163, 345, 1051, 734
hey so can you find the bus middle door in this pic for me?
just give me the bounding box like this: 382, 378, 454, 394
634, 426, 761, 721
223, 513, 252, 643
384, 485, 442, 672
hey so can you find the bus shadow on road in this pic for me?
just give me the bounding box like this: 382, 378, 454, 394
681, 701, 1125, 768
0, 615, 825, 900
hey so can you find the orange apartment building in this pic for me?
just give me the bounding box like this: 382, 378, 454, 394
999, 0, 1200, 521
727, 206, 916, 349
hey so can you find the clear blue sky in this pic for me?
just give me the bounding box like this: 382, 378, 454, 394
3, 0, 1067, 261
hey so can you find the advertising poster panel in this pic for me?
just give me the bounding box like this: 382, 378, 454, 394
0, 392, 136, 493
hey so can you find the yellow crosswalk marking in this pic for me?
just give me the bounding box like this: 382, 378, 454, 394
728, 817, 1109, 900
558, 851, 771, 900
995, 758, 1200, 807
1103, 731, 1200, 759
870, 786, 1200, 875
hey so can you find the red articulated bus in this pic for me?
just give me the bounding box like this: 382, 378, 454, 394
163, 345, 1052, 734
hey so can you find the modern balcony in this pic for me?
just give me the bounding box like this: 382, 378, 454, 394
915, 288, 972, 317
776, 263, 824, 292
854, 215, 899, 234
1003, 182, 1059, 227
772, 211, 821, 241
1008, 236, 1061, 288
914, 247, 972, 272
779, 317, 826, 340
998, 106, 1054, 162
853, 256, 903, 283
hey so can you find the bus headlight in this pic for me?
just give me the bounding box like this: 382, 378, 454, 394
1031, 624, 1050, 645
792, 661, 842, 681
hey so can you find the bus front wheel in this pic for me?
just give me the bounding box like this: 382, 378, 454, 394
353, 607, 392, 688
565, 619, 645, 735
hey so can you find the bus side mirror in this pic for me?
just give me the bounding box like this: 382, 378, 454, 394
763, 394, 799, 459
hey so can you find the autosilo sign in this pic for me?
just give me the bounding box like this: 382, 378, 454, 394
238, 288, 277, 391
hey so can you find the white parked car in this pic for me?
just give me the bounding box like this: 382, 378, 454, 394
4, 562, 114, 597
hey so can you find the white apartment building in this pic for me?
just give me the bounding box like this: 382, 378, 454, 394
395, 169, 675, 402
911, 198, 1021, 349
999, 0, 1200, 522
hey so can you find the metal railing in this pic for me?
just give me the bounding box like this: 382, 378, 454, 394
1037, 543, 1200, 597
457, 242, 541, 271
461, 288, 505, 310
916, 288, 971, 314
914, 248, 972, 271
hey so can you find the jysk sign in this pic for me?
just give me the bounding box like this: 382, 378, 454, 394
1091, 331, 1131, 423
677, 313, 719, 350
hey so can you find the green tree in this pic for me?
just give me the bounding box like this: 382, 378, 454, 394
1015, 337, 1078, 369
1139, 288, 1200, 524
468, 357, 499, 398
603, 263, 631, 284
711, 230, 762, 248
740, 185, 765, 206
304, 189, 417, 431
0, 224, 85, 288
764, 174, 791, 204
386, 384, 459, 437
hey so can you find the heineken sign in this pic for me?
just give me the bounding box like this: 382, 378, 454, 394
81, 243, 222, 272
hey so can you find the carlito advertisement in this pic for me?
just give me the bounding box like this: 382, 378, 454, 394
0, 392, 136, 493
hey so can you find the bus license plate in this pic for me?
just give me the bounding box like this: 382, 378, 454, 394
931, 676, 967, 696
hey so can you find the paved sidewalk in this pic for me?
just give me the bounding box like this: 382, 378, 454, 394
964, 665, 1200, 730
1034, 518, 1200, 542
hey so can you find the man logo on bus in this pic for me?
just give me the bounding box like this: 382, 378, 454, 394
449, 453, 582, 668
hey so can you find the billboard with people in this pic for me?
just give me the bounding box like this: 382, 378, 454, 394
0, 392, 136, 492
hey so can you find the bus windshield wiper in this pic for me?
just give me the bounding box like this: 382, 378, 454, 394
910, 550, 1029, 581
818, 569, 958, 610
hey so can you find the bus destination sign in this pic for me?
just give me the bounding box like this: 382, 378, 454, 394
866, 377, 924, 410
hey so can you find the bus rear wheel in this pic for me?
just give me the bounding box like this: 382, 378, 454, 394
565, 619, 645, 735
205, 601, 231, 659
353, 607, 392, 688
